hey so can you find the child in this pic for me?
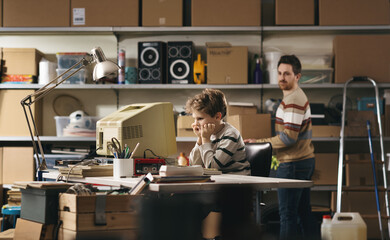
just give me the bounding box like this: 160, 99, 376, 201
185, 88, 250, 175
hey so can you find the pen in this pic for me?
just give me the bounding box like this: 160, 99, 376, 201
129, 143, 139, 159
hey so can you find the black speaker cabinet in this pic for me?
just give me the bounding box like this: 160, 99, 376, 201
167, 41, 194, 84
138, 41, 166, 84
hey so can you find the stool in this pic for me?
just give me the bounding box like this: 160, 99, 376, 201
1, 205, 21, 232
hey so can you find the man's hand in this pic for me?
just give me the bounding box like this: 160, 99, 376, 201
244, 138, 257, 143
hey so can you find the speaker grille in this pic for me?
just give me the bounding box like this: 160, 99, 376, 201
123, 125, 143, 139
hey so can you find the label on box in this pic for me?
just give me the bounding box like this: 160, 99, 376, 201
73, 8, 86, 26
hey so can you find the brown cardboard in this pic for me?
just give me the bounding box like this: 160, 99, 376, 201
227, 105, 257, 116
142, 0, 182, 26
202, 212, 221, 239
3, 0, 70, 27
275, 0, 314, 25
71, 0, 139, 27
319, 0, 390, 26
3, 48, 43, 76
0, 0, 2, 27
13, 218, 54, 240
312, 153, 338, 185
345, 110, 379, 137
207, 43, 248, 84
333, 35, 390, 83
0, 90, 42, 136
227, 114, 271, 139
58, 228, 138, 240
345, 153, 378, 186
0, 228, 14, 240
0, 148, 2, 185
177, 115, 196, 137
2, 147, 34, 185
192, 0, 261, 26
312, 125, 340, 138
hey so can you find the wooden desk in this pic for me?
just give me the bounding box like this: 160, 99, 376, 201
43, 171, 313, 193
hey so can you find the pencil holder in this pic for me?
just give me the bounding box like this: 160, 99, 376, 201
113, 158, 133, 178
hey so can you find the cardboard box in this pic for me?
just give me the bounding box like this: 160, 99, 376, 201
59, 193, 140, 231
3, 48, 43, 76
0, 0, 2, 27
275, 0, 314, 25
345, 153, 379, 186
312, 153, 338, 185
142, 0, 182, 26
0, 90, 42, 136
3, 0, 70, 27
0, 228, 14, 240
177, 115, 196, 137
13, 218, 54, 240
331, 191, 386, 215
58, 228, 138, 240
2, 147, 35, 185
333, 35, 390, 83
345, 110, 379, 137
207, 43, 248, 84
319, 0, 390, 26
192, 0, 261, 26
71, 0, 139, 27
227, 114, 271, 139
312, 125, 340, 138
227, 105, 257, 116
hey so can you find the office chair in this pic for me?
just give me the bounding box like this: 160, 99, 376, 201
245, 142, 273, 225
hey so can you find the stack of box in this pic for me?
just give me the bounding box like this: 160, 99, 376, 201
57, 193, 140, 239
311, 153, 338, 185
56, 53, 88, 84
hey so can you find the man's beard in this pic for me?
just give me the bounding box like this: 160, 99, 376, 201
278, 80, 293, 90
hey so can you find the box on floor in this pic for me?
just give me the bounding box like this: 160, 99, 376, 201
0, 90, 42, 136
2, 48, 43, 76
206, 43, 248, 84
13, 218, 54, 240
3, 0, 70, 27
142, 0, 182, 26
192, 0, 261, 26
226, 114, 271, 139
275, 0, 314, 25
319, 0, 390, 26
0, 228, 14, 240
333, 35, 390, 83
71, 0, 139, 27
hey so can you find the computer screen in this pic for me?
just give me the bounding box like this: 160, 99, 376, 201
96, 102, 177, 158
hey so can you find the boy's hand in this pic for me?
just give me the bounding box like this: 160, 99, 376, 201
200, 123, 215, 142
191, 122, 202, 145
244, 138, 257, 143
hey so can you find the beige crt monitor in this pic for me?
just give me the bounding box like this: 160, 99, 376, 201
96, 102, 177, 158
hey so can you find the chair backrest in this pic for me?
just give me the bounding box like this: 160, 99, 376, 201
245, 142, 272, 177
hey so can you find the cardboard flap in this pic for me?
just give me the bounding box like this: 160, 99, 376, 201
206, 42, 232, 48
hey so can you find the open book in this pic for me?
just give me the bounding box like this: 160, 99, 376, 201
159, 165, 204, 176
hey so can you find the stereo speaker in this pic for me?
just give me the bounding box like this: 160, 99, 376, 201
167, 41, 194, 84
138, 41, 166, 84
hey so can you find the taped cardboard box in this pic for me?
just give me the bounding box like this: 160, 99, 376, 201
345, 153, 379, 187
0, 90, 42, 136
207, 43, 248, 84
177, 115, 196, 137
3, 48, 43, 76
319, 0, 390, 26
333, 35, 390, 83
227, 105, 257, 116
227, 114, 271, 139
192, 0, 261, 26
276, 0, 314, 25
312, 125, 340, 138
71, 0, 139, 27
312, 153, 338, 185
3, 0, 70, 27
59, 193, 140, 232
142, 0, 182, 26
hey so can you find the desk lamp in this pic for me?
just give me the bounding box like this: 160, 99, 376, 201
21, 47, 119, 180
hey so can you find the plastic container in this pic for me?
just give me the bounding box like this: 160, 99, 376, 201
56, 68, 87, 84
296, 54, 332, 69
300, 68, 333, 84
321, 212, 367, 240
357, 97, 384, 115
56, 52, 88, 69
54, 116, 99, 137
321, 215, 332, 240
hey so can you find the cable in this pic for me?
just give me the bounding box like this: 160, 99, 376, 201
143, 149, 162, 159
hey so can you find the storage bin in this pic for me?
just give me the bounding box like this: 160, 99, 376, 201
21, 187, 70, 224
56, 68, 87, 84
54, 116, 99, 137
56, 52, 88, 69
296, 54, 332, 69
300, 68, 333, 84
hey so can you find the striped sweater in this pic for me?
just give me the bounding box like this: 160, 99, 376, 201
257, 87, 315, 163
189, 122, 251, 175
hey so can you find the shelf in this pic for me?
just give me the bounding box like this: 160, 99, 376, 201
2, 83, 390, 90
1, 25, 389, 35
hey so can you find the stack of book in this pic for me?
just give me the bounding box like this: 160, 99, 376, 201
57, 164, 113, 178
7, 188, 21, 206
156, 165, 211, 183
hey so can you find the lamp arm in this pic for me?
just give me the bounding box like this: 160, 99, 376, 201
20, 56, 93, 178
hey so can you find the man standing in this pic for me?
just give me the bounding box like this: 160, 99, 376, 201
245, 55, 319, 240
